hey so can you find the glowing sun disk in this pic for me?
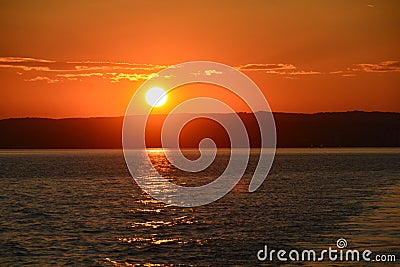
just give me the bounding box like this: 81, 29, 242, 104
145, 87, 167, 107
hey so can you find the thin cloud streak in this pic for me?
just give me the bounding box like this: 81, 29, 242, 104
355, 61, 400, 73
1, 57, 399, 83
25, 76, 59, 83
238, 63, 296, 71
237, 63, 319, 75
0, 57, 169, 83
0, 57, 55, 63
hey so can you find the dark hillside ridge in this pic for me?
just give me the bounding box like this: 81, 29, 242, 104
0, 111, 398, 148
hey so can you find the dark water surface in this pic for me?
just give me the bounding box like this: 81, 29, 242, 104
0, 149, 399, 266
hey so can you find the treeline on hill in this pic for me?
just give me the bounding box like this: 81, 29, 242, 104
0, 111, 398, 148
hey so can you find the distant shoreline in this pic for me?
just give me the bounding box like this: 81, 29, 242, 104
1, 110, 400, 121
0, 111, 399, 149
1, 148, 400, 151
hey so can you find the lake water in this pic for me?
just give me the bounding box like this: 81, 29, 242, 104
0, 149, 399, 266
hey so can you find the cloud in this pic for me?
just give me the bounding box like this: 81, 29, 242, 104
56, 72, 160, 82
239, 61, 400, 77
238, 63, 296, 71
285, 71, 321, 75
355, 61, 400, 73
25, 76, 59, 83
0, 58, 71, 72
56, 73, 104, 78
0, 57, 169, 83
55, 73, 105, 81
204, 69, 222, 76
109, 73, 159, 83
0, 57, 55, 63
73, 62, 169, 72
329, 70, 357, 77
0, 57, 169, 73
0, 64, 51, 71
238, 63, 322, 76
2, 57, 399, 84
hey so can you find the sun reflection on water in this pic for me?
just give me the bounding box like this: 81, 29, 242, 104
146, 148, 166, 154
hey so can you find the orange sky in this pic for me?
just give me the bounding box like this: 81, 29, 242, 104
0, 0, 399, 118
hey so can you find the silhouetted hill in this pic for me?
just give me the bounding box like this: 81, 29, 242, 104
0, 111, 399, 148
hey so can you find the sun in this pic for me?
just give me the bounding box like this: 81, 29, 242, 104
145, 87, 168, 107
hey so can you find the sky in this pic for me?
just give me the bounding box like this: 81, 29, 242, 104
0, 0, 399, 118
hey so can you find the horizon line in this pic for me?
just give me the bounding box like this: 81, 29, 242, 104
1, 110, 399, 121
